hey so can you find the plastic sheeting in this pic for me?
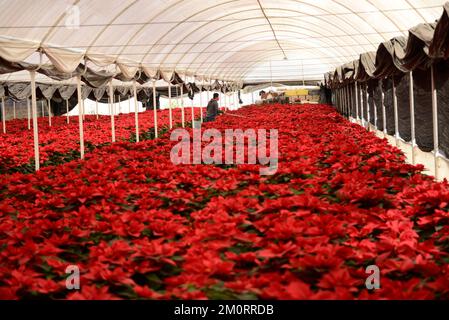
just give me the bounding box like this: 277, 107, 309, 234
0, 0, 445, 85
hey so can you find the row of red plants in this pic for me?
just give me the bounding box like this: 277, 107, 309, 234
0, 107, 201, 174
1, 104, 449, 299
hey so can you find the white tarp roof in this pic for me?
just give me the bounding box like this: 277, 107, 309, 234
0, 0, 446, 83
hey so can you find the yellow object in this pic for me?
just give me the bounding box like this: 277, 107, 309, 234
285, 89, 309, 97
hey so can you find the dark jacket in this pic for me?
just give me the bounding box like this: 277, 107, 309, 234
206, 99, 219, 121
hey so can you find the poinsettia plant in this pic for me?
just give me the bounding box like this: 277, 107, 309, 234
0, 104, 448, 300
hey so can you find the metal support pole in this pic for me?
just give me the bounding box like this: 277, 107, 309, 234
393, 77, 399, 145
133, 81, 139, 143
109, 82, 116, 143
181, 84, 185, 128
66, 99, 69, 123
152, 80, 158, 138
359, 83, 364, 127
409, 72, 416, 165
30, 71, 39, 171
347, 85, 351, 118
13, 101, 16, 119
373, 84, 378, 129
168, 81, 173, 129
47, 98, 52, 126
366, 84, 370, 130
380, 80, 387, 136
191, 97, 195, 128
96, 100, 99, 119
200, 85, 204, 123
1, 97, 6, 134
431, 64, 439, 178
27, 98, 31, 130
340, 88, 343, 114
339, 89, 342, 114
77, 76, 85, 159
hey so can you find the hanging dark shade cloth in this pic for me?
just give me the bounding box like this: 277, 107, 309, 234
355, 83, 361, 120
434, 60, 449, 158
413, 68, 434, 152
394, 73, 412, 142
374, 81, 384, 131
350, 85, 357, 119
51, 90, 78, 116
362, 83, 368, 122
368, 79, 377, 125
382, 78, 396, 136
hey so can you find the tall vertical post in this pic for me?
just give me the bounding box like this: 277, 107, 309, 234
133, 81, 139, 143
252, 91, 255, 104
355, 82, 359, 122
341, 87, 345, 116
366, 84, 370, 130
431, 64, 439, 178
152, 80, 158, 138
153, 80, 158, 138
128, 94, 131, 114
1, 97, 6, 134
191, 97, 195, 128
168, 81, 173, 129
109, 82, 116, 143
393, 77, 399, 145
13, 101, 16, 119
47, 98, 52, 126
409, 71, 416, 165
359, 83, 364, 127
373, 84, 378, 129
200, 85, 204, 123
381, 80, 387, 136
27, 98, 31, 130
30, 71, 39, 171
82, 97, 85, 121
338, 89, 341, 113
339, 89, 342, 113
190, 79, 195, 127
181, 84, 185, 128
96, 100, 99, 119
77, 76, 85, 159
346, 86, 350, 118
66, 99, 70, 123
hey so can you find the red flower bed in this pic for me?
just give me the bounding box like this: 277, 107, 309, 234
0, 107, 200, 173
1, 104, 449, 300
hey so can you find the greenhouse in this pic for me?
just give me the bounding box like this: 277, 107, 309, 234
1, 0, 449, 307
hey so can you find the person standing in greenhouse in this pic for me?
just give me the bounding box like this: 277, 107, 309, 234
205, 93, 220, 122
